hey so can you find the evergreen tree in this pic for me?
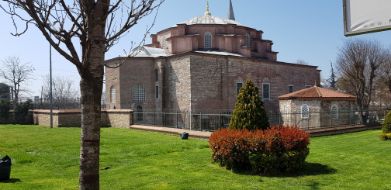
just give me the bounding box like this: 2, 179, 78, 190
229, 80, 270, 130
328, 62, 337, 89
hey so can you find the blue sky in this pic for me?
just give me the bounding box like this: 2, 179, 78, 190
1, 0, 391, 97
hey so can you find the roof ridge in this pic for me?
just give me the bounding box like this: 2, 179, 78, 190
314, 86, 322, 97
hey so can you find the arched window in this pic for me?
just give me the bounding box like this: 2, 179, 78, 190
110, 86, 116, 104
204, 32, 212, 49
245, 33, 251, 47
301, 104, 310, 119
331, 105, 339, 119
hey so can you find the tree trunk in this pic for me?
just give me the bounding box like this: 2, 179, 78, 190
79, 76, 103, 190
13, 90, 18, 124
78, 38, 105, 190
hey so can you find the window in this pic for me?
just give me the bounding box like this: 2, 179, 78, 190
245, 33, 251, 47
132, 84, 145, 103
204, 32, 212, 49
262, 83, 270, 100
155, 69, 159, 81
236, 82, 243, 94
301, 104, 310, 119
110, 86, 116, 104
331, 105, 339, 119
155, 85, 159, 99
288, 85, 294, 93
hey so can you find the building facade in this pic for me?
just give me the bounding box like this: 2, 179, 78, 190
279, 86, 357, 128
105, 1, 321, 124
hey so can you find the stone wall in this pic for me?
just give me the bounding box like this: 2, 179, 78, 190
33, 109, 133, 128
279, 100, 357, 129
189, 54, 320, 113
104, 52, 320, 122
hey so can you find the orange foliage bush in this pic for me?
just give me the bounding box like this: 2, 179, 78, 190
209, 125, 309, 174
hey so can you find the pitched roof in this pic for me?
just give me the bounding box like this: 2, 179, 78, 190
278, 86, 356, 101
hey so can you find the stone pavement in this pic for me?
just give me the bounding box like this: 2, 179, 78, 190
130, 125, 212, 139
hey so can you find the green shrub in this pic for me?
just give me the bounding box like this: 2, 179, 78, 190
209, 126, 309, 174
229, 80, 269, 130
382, 111, 391, 134
0, 100, 10, 120
14, 99, 33, 124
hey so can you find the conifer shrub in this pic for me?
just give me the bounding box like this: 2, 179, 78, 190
229, 80, 269, 130
381, 111, 391, 140
209, 126, 309, 174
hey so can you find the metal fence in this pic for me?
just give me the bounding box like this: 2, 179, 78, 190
133, 109, 389, 131
133, 112, 231, 131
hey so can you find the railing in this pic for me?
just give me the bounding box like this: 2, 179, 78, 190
133, 109, 389, 132
133, 112, 231, 131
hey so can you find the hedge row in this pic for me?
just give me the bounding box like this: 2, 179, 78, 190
209, 126, 309, 174
382, 111, 391, 141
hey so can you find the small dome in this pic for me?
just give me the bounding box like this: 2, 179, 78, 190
180, 15, 242, 26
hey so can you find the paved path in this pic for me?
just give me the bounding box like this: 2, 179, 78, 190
130, 124, 379, 138
130, 125, 211, 138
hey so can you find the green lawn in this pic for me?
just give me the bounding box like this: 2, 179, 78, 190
0, 125, 390, 190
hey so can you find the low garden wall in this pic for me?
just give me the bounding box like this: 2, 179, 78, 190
33, 109, 133, 128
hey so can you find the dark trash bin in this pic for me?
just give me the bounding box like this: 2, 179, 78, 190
180, 132, 189, 140
0, 155, 11, 181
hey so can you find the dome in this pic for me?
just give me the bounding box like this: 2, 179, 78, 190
179, 0, 242, 26
180, 15, 242, 26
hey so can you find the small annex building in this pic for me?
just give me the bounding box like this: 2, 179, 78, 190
278, 86, 357, 129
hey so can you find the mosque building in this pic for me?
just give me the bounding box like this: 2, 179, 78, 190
105, 0, 321, 125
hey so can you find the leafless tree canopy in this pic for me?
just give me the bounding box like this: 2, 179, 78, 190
336, 40, 387, 123
41, 75, 79, 108
381, 51, 391, 94
0, 56, 34, 106
0, 0, 163, 70
0, 1, 164, 189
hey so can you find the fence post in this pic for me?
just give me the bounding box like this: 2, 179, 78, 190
278, 112, 281, 125
189, 111, 192, 131
176, 111, 178, 128
154, 112, 156, 125
220, 113, 222, 129
201, 112, 204, 131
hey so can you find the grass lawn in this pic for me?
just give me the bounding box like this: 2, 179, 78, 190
0, 125, 390, 190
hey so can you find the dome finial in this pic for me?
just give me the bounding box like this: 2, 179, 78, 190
205, 0, 211, 16
228, 0, 235, 20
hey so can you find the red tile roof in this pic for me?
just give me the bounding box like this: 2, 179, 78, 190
278, 86, 356, 101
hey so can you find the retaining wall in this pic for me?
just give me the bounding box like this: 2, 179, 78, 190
33, 109, 133, 128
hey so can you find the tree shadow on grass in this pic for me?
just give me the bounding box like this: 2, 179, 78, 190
233, 162, 336, 177
0, 178, 22, 183
289, 162, 336, 177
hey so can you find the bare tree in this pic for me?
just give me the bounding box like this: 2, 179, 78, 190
0, 0, 164, 189
42, 75, 79, 108
381, 51, 391, 94
0, 57, 34, 111
336, 40, 387, 124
